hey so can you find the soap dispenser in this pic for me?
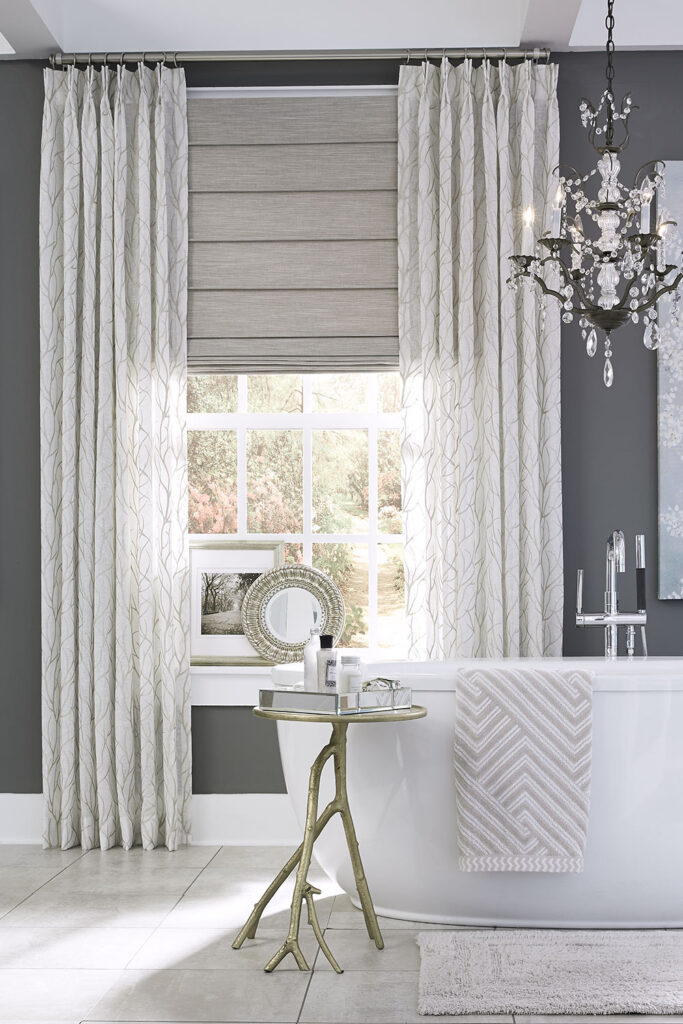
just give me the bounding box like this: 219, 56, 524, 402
303, 627, 321, 690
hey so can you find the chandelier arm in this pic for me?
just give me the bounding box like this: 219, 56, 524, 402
525, 273, 570, 307
540, 256, 594, 309
524, 254, 593, 310
634, 160, 665, 189
634, 271, 683, 314
556, 162, 587, 184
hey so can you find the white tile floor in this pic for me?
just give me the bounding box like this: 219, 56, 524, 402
0, 844, 681, 1024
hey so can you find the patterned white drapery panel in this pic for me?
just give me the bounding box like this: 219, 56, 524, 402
397, 60, 562, 658
39, 66, 191, 850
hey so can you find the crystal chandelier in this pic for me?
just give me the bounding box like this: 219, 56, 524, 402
508, 0, 683, 387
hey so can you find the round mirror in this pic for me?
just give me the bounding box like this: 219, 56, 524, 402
265, 588, 323, 644
241, 565, 345, 663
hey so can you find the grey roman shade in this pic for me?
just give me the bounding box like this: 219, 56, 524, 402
187, 93, 399, 373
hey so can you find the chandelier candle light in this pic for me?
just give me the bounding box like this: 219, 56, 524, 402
509, 0, 683, 387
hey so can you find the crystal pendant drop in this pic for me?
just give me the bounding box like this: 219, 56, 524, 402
622, 248, 635, 279
643, 321, 653, 349
603, 357, 614, 388
643, 321, 661, 350
586, 328, 597, 357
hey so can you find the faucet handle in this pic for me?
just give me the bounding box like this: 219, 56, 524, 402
576, 568, 584, 614
636, 534, 646, 612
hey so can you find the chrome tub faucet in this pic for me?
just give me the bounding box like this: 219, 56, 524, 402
575, 531, 648, 657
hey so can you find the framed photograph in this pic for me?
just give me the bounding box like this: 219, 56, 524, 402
189, 540, 284, 665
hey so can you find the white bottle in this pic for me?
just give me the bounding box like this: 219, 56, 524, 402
347, 669, 364, 694
303, 627, 321, 691
316, 635, 338, 692
338, 655, 362, 694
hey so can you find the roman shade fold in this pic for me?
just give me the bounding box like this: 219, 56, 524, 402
187, 93, 399, 373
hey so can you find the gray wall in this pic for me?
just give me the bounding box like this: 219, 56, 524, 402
2, 52, 683, 797
0, 61, 44, 792
192, 708, 285, 793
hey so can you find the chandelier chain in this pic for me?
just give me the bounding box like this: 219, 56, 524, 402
605, 0, 615, 145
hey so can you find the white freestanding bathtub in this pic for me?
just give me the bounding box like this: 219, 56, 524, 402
272, 658, 683, 928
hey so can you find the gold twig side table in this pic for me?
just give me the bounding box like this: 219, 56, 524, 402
232, 704, 427, 973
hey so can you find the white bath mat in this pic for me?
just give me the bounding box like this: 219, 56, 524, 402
418, 929, 683, 1015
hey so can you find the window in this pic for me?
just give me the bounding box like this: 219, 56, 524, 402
188, 371, 405, 652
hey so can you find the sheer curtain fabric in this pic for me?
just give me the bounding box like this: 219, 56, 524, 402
398, 59, 562, 659
40, 65, 191, 850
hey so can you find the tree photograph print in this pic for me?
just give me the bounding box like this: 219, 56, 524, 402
200, 571, 260, 635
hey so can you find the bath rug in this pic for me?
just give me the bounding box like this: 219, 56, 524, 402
454, 665, 593, 871
418, 928, 683, 1015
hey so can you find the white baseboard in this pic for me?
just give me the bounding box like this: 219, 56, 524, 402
191, 794, 299, 845
0, 793, 298, 847
0, 794, 43, 843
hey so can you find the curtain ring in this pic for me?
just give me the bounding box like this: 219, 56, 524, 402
404, 48, 411, 65
119, 52, 125, 66
173, 52, 179, 68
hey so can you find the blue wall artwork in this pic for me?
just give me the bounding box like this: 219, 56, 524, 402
658, 160, 683, 598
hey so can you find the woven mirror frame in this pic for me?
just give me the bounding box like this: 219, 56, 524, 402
241, 565, 345, 664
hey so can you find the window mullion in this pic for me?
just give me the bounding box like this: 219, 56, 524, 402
303, 376, 313, 565
368, 418, 379, 651
237, 376, 248, 534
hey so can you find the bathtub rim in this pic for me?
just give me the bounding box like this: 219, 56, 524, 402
272, 656, 683, 692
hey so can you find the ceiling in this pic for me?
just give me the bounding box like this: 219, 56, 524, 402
1, 0, 682, 59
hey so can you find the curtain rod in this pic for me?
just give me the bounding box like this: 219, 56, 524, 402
49, 47, 550, 68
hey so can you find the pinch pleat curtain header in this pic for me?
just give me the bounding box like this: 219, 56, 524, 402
397, 59, 563, 658
40, 65, 191, 850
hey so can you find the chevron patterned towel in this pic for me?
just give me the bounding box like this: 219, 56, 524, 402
454, 665, 593, 872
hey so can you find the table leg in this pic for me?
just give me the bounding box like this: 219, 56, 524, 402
232, 797, 337, 949
333, 722, 384, 950
234, 720, 384, 972
263, 738, 335, 972
304, 884, 343, 974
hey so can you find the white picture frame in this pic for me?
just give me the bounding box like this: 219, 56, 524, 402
189, 539, 284, 665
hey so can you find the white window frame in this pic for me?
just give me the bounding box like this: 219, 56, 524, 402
188, 372, 404, 655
